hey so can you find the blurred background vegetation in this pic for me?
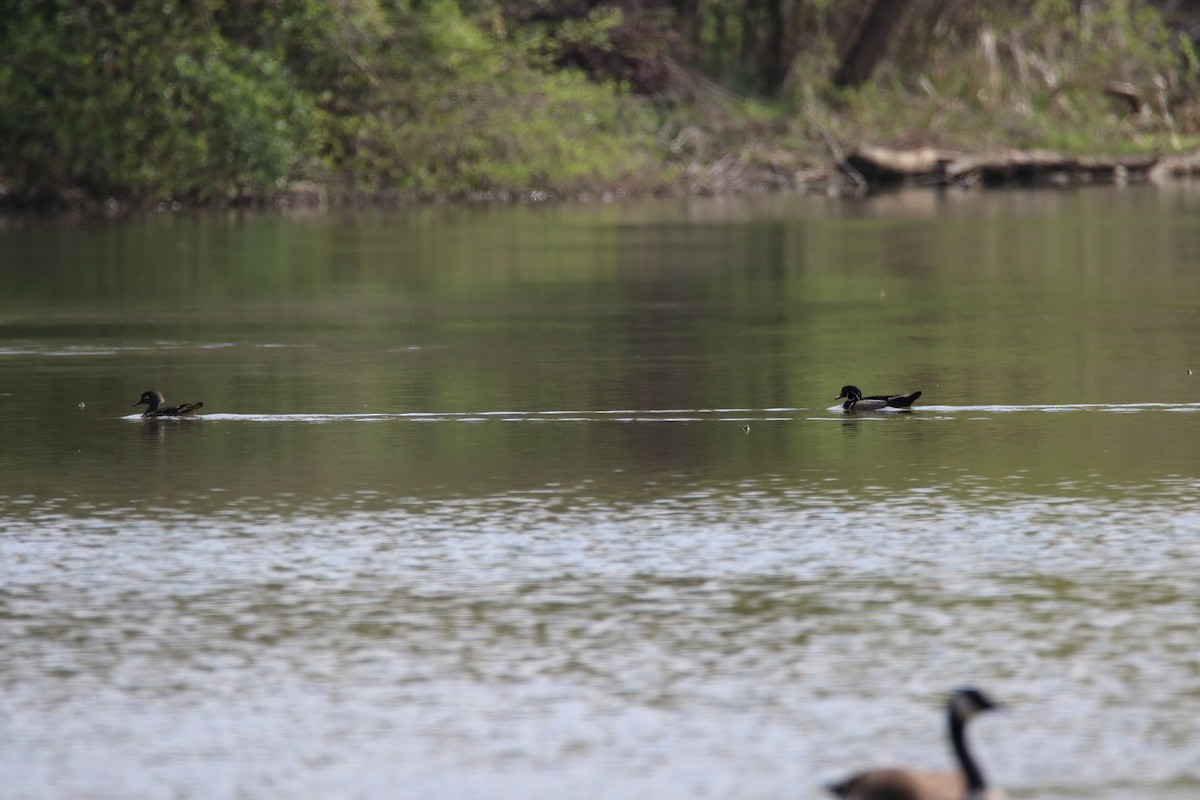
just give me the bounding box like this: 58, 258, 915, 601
2, 0, 1199, 206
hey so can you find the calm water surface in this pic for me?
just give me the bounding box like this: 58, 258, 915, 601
2, 188, 1200, 799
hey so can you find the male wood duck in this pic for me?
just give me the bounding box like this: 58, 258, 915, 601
135, 390, 204, 418
837, 385, 922, 412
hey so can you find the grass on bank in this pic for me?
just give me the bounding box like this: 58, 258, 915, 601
798, 0, 1200, 156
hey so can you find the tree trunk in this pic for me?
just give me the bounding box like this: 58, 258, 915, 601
833, 0, 911, 88
672, 0, 701, 46
762, 0, 787, 93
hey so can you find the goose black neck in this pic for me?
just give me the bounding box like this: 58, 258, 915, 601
948, 707, 986, 791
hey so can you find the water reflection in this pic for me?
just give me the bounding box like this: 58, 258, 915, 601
4, 188, 1200, 798
2, 479, 1199, 798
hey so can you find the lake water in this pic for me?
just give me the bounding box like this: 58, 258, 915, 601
2, 187, 1199, 799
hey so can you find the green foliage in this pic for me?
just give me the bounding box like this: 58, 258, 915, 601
329, 1, 652, 194
0, 1, 315, 201
0, 0, 661, 204
2, 0, 1200, 207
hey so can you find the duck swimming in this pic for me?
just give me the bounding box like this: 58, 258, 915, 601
135, 390, 204, 418
837, 385, 922, 412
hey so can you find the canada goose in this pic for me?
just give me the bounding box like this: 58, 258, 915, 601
134, 390, 204, 418
827, 687, 1005, 800
837, 385, 923, 412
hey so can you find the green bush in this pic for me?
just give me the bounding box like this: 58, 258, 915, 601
0, 0, 661, 204
313, 1, 658, 196
0, 1, 315, 201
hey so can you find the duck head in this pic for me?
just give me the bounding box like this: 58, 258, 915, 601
836, 385, 863, 401
135, 390, 164, 411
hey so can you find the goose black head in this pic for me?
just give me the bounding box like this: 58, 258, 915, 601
948, 686, 1003, 721
837, 385, 863, 401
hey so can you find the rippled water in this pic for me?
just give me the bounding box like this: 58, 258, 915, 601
3, 189, 1200, 799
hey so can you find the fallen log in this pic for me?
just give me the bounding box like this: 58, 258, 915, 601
845, 145, 1162, 189
1150, 150, 1200, 181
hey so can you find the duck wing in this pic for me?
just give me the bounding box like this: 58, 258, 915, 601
846, 391, 921, 411
158, 401, 204, 416
858, 391, 921, 408
883, 390, 921, 408
847, 397, 892, 411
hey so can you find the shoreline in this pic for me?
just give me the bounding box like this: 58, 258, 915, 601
5, 145, 1200, 218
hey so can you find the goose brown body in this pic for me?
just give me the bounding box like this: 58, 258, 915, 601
830, 770, 1005, 800
829, 768, 966, 800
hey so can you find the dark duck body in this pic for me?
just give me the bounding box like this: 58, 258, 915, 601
135, 390, 204, 418
837, 385, 922, 412
827, 687, 1006, 800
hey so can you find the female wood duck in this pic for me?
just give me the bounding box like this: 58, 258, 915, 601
837, 385, 922, 412
135, 390, 204, 418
